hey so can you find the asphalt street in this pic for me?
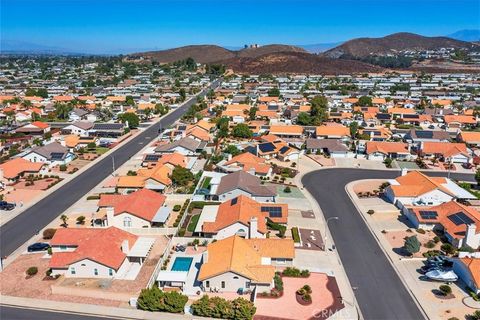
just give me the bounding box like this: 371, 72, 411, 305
0, 306, 117, 320
302, 168, 474, 320
0, 79, 220, 258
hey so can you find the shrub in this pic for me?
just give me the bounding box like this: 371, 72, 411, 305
43, 228, 56, 240
282, 267, 309, 278
303, 293, 312, 302
59, 164, 67, 172
433, 236, 440, 243
423, 250, 441, 258
191, 295, 256, 320
137, 286, 188, 313
404, 236, 420, 256
441, 243, 456, 255
46, 269, 52, 277
291, 227, 300, 243
76, 216, 86, 225
468, 310, 480, 320
274, 273, 283, 292
26, 267, 38, 276
424, 240, 436, 249
439, 285, 452, 296
302, 285, 312, 294
173, 205, 181, 212
284, 186, 291, 193
177, 228, 186, 237
416, 228, 426, 234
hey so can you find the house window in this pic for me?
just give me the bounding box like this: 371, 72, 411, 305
70, 267, 76, 275
205, 281, 210, 288
94, 268, 98, 276
60, 245, 67, 250
109, 269, 113, 276
81, 263, 86, 266
245, 282, 250, 288
221, 281, 225, 289
123, 217, 132, 227
233, 276, 239, 279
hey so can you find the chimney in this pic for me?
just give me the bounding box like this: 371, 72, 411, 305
106, 207, 114, 226
203, 250, 208, 263
0, 168, 4, 181
401, 168, 408, 176
249, 217, 258, 239
465, 224, 477, 247
121, 240, 129, 254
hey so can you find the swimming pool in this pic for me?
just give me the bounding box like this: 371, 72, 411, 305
171, 257, 193, 272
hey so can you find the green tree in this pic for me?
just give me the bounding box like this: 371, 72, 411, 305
232, 298, 256, 320
163, 291, 188, 313
171, 166, 194, 186
232, 123, 253, 139
349, 121, 359, 137
296, 112, 311, 125
224, 144, 241, 156
179, 88, 186, 102
54, 103, 73, 119
216, 117, 230, 138
60, 214, 69, 227
404, 235, 420, 256
248, 107, 258, 120
267, 88, 280, 97
475, 168, 480, 185
137, 286, 164, 311
358, 96, 373, 107
310, 96, 328, 125
119, 112, 140, 129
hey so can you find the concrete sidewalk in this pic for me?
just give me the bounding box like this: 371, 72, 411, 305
0, 295, 201, 320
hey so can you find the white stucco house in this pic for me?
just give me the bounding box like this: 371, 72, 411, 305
49, 227, 154, 279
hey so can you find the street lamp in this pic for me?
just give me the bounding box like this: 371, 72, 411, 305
324, 216, 339, 251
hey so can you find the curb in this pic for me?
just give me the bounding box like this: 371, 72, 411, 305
344, 180, 430, 320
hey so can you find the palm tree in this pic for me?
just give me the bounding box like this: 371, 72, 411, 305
60, 214, 68, 227
54, 103, 73, 120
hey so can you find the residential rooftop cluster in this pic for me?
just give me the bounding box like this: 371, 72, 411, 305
1, 63, 480, 320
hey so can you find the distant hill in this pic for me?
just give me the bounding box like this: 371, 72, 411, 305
132, 45, 235, 64
132, 44, 307, 64
221, 51, 383, 74
447, 29, 480, 42
299, 42, 343, 53
323, 32, 475, 58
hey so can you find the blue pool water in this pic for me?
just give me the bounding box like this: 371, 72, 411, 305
171, 257, 193, 272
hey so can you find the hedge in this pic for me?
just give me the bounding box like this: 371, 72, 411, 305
291, 227, 300, 243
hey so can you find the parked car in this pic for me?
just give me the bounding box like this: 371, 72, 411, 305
27, 242, 50, 252
0, 201, 16, 211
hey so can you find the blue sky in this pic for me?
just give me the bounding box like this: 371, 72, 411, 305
2, 0, 479, 54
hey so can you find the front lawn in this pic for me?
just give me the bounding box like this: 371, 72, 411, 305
187, 214, 200, 232
95, 147, 110, 155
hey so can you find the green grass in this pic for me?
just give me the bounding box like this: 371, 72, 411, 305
274, 185, 305, 198
95, 147, 110, 155
187, 214, 200, 232
201, 176, 212, 189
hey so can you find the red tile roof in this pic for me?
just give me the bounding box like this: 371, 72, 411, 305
49, 227, 138, 270
98, 189, 166, 222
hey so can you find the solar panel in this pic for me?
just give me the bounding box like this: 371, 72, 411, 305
376, 113, 391, 120
50, 152, 65, 160
419, 210, 438, 220
231, 197, 238, 205
144, 154, 160, 162
279, 146, 289, 154
415, 131, 434, 139
448, 212, 474, 226
261, 206, 282, 218
258, 143, 275, 153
